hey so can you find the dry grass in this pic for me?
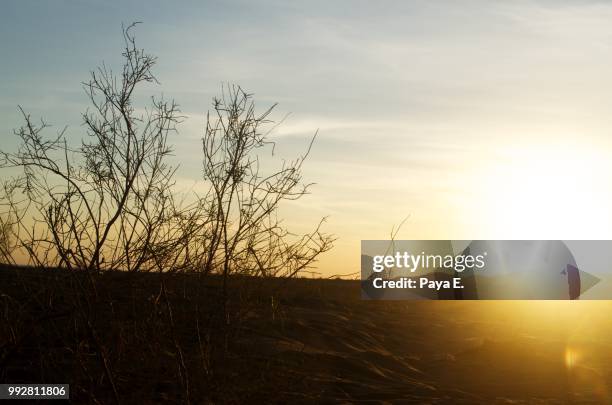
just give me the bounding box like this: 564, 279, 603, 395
2, 266, 612, 404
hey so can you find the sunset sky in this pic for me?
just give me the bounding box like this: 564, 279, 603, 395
2, 0, 612, 276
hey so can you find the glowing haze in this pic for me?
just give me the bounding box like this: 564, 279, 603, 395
2, 0, 612, 276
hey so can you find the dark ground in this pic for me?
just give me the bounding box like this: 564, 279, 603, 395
2, 266, 612, 404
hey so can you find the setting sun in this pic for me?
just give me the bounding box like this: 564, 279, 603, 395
475, 140, 612, 238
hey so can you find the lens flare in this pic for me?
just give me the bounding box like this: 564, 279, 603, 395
564, 346, 580, 369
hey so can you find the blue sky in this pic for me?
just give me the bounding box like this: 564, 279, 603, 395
3, 0, 612, 275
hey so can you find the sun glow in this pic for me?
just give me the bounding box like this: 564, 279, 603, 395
476, 141, 612, 238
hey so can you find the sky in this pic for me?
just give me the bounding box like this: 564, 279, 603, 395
2, 0, 612, 276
